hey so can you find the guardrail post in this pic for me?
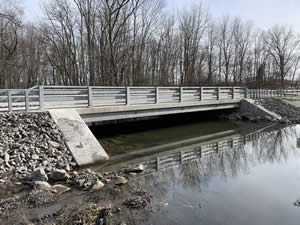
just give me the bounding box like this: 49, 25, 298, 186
232, 87, 235, 99
200, 87, 203, 101
245, 88, 248, 98
8, 90, 12, 112
126, 87, 130, 105
88, 86, 93, 107
180, 152, 183, 164
217, 87, 220, 100
179, 87, 183, 102
155, 87, 159, 104
25, 90, 29, 112
199, 146, 202, 158
216, 142, 219, 153
39, 86, 44, 111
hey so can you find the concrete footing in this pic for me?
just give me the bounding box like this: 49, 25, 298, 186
49, 109, 109, 166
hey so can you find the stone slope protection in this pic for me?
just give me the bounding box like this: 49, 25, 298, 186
0, 112, 77, 178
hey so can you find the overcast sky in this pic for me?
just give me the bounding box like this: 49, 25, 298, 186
23, 0, 300, 31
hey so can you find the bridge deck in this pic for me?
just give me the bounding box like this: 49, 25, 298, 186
77, 99, 241, 123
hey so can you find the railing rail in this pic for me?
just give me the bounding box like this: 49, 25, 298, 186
0, 86, 247, 112
248, 89, 300, 99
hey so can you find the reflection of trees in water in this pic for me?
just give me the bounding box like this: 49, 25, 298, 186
128, 125, 300, 220
179, 160, 209, 191
146, 126, 299, 192
251, 126, 298, 164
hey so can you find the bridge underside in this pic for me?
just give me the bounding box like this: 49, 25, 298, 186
76, 99, 240, 123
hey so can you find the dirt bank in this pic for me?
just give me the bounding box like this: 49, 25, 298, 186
0, 166, 151, 225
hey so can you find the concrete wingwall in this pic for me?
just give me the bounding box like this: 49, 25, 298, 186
49, 109, 109, 167
239, 99, 282, 121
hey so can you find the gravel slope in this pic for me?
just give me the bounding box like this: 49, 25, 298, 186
0, 112, 77, 179
256, 98, 300, 123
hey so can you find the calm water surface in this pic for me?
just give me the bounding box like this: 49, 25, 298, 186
99, 120, 255, 156
96, 121, 300, 225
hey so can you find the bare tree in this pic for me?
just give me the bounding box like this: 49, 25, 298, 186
218, 16, 233, 85
205, 21, 219, 85
265, 26, 300, 88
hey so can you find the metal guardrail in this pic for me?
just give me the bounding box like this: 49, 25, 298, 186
0, 86, 40, 112
248, 89, 300, 99
0, 86, 247, 112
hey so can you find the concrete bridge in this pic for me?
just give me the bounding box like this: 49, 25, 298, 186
0, 86, 246, 118
0, 85, 290, 166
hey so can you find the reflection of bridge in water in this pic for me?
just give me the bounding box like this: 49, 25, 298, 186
99, 124, 288, 174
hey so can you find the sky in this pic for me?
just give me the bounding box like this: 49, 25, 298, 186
23, 0, 300, 31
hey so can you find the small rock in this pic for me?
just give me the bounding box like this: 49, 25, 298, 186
26, 168, 48, 182
32, 154, 39, 160
50, 169, 70, 181
0, 179, 6, 184
48, 141, 60, 149
85, 169, 92, 174
77, 179, 86, 188
4, 152, 9, 163
104, 179, 111, 184
72, 171, 78, 176
51, 184, 71, 195
91, 180, 105, 192
131, 164, 144, 173
34, 181, 52, 191
115, 176, 128, 185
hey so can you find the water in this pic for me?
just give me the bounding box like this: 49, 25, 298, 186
94, 120, 300, 225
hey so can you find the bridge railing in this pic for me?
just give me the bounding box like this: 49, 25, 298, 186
248, 89, 300, 99
0, 86, 40, 112
0, 86, 247, 112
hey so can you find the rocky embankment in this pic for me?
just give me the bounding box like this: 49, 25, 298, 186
255, 98, 300, 123
0, 112, 77, 180
222, 98, 294, 124
0, 112, 152, 225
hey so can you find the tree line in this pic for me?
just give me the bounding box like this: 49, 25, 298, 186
1, 0, 300, 89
